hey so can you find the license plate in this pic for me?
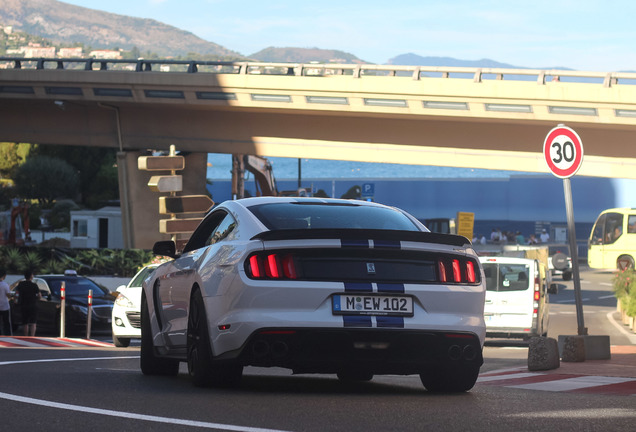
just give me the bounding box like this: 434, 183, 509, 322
332, 294, 413, 317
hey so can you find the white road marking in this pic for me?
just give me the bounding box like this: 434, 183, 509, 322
598, 295, 616, 300
0, 356, 293, 432
477, 372, 544, 383
508, 375, 636, 392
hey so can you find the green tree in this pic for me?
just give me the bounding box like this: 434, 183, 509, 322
0, 142, 33, 179
13, 155, 80, 206
31, 146, 119, 209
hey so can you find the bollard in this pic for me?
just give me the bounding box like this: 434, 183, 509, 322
60, 281, 66, 338
86, 289, 93, 339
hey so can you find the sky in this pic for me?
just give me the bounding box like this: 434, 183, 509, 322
58, 0, 636, 72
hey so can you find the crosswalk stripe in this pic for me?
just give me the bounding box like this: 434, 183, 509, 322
0, 337, 113, 348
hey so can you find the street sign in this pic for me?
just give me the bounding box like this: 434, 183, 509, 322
159, 195, 214, 214
544, 125, 587, 336
543, 125, 584, 179
456, 211, 475, 240
159, 218, 202, 234
138, 155, 185, 171
148, 175, 183, 193
618, 258, 632, 270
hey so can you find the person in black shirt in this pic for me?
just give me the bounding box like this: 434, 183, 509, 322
14, 270, 41, 336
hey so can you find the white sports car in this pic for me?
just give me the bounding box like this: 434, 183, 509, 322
141, 197, 486, 392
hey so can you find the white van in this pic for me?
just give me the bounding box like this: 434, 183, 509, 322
479, 256, 556, 339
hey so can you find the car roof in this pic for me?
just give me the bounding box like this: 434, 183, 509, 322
479, 256, 537, 264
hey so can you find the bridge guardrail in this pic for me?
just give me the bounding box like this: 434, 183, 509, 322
1, 57, 635, 88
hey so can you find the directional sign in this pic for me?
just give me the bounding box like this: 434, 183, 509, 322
159, 195, 214, 214
543, 125, 584, 179
148, 175, 182, 193
159, 218, 202, 234
138, 155, 185, 171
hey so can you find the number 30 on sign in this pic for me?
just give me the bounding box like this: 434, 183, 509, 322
543, 125, 584, 179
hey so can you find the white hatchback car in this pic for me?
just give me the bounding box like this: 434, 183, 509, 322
141, 197, 486, 392
111, 264, 159, 347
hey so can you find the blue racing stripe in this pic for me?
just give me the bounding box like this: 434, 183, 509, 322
376, 283, 405, 293
341, 239, 369, 248
376, 316, 404, 328
373, 239, 401, 249
343, 315, 373, 327
344, 282, 373, 292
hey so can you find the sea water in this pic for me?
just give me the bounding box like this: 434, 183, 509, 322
207, 153, 523, 180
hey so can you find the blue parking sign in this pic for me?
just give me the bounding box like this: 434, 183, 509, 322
361, 183, 374, 198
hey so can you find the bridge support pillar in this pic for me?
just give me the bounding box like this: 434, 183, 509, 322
117, 150, 208, 249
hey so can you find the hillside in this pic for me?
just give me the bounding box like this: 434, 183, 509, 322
0, 0, 243, 59
387, 53, 522, 68
249, 47, 365, 64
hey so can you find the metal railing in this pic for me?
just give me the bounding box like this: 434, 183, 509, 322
1, 57, 635, 88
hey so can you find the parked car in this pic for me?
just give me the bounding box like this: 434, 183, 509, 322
111, 264, 159, 347
548, 244, 573, 281
10, 270, 116, 336
479, 256, 557, 339
141, 197, 486, 392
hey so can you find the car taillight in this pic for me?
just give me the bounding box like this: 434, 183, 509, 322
466, 261, 476, 283
247, 253, 298, 280
248, 255, 263, 278
534, 277, 541, 300
438, 257, 479, 284
438, 260, 447, 283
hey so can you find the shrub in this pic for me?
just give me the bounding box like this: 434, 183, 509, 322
613, 268, 636, 316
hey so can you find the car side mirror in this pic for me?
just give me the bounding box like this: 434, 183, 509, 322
548, 283, 558, 295
153, 240, 177, 258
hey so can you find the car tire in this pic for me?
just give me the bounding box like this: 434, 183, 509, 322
187, 288, 242, 388
113, 333, 131, 348
562, 270, 572, 281
337, 370, 374, 382
420, 365, 480, 392
140, 292, 179, 376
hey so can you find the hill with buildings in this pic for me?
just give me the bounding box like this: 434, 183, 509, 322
0, 0, 243, 59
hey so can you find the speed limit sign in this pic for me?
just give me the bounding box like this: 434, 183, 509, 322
543, 125, 584, 178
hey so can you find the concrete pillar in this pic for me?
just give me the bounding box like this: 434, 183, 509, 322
117, 151, 208, 249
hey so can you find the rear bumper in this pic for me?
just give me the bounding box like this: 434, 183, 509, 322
220, 328, 483, 375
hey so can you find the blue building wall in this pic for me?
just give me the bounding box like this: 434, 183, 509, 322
206, 175, 635, 244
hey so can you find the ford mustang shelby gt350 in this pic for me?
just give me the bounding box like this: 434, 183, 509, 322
141, 197, 486, 392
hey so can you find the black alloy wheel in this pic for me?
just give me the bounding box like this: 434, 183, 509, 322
187, 288, 242, 388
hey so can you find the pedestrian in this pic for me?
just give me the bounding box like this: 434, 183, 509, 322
515, 231, 526, 245
528, 234, 539, 245
0, 269, 11, 336
14, 270, 41, 336
540, 229, 550, 243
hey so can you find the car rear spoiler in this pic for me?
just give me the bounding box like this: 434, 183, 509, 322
251, 229, 471, 247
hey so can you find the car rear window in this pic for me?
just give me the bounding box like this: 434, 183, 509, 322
43, 277, 108, 296
482, 263, 530, 292
248, 202, 419, 231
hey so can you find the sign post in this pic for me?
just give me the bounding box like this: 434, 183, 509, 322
543, 125, 587, 336
60, 281, 66, 338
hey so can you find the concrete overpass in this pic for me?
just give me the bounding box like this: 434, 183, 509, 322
1, 57, 636, 247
